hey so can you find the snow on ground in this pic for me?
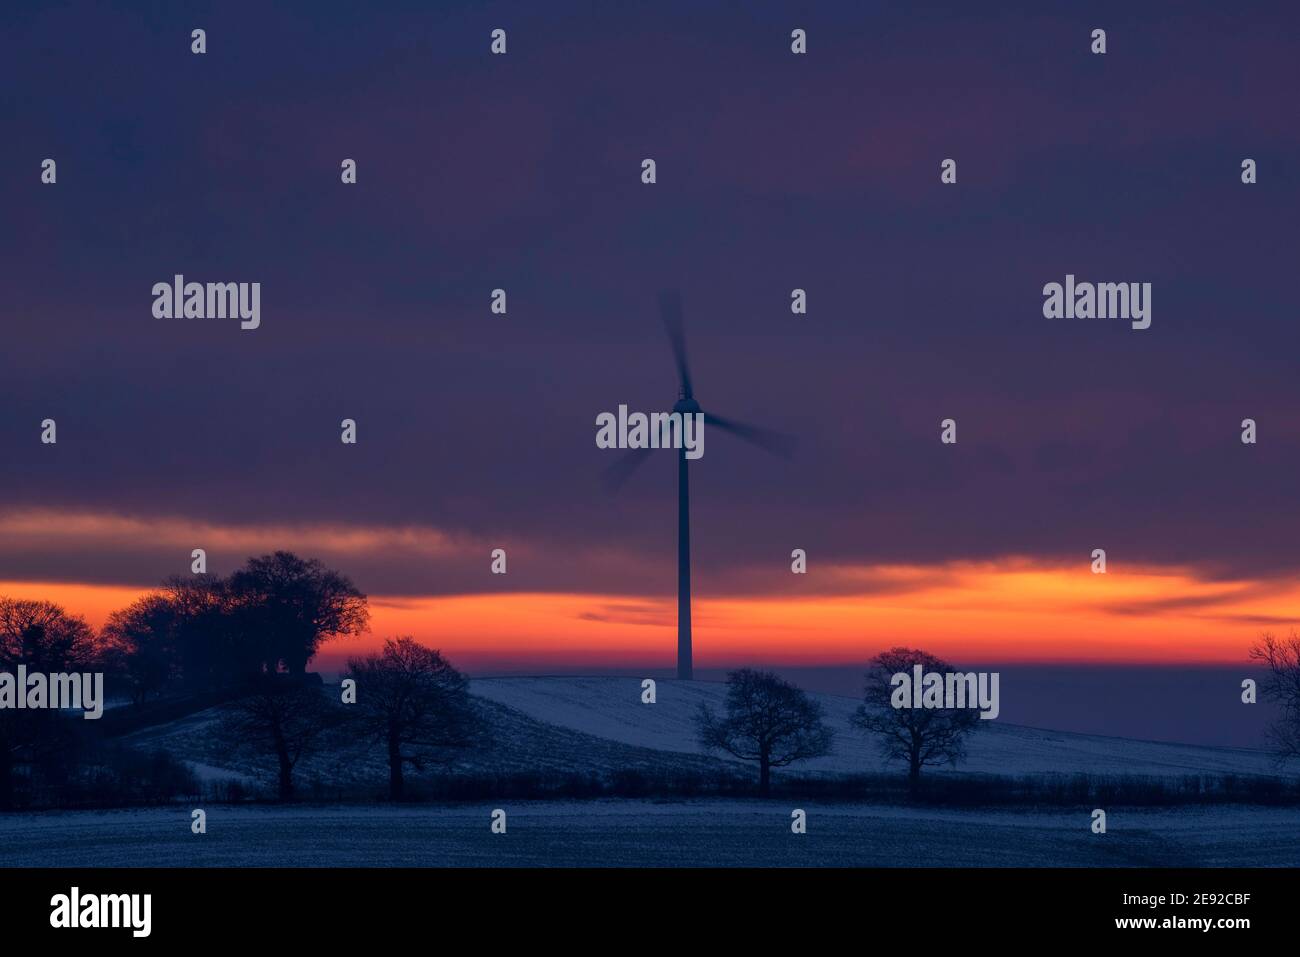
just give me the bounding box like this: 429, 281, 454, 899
469, 676, 1293, 778
3, 676, 1294, 868
122, 691, 733, 794
2, 800, 1297, 867
100, 674, 1295, 805
184, 762, 258, 786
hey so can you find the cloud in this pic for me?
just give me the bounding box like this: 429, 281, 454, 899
4, 1, 1300, 592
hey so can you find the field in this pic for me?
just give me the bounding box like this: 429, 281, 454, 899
471, 677, 1292, 779
2, 800, 1299, 867
4, 675, 1298, 868
124, 676, 1293, 793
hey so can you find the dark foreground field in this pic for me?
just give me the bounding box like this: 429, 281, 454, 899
2, 800, 1298, 867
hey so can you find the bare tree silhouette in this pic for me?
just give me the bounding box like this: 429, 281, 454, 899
217, 676, 344, 800
695, 669, 833, 795
1249, 632, 1300, 762
852, 647, 982, 796
345, 638, 486, 800
0, 598, 99, 810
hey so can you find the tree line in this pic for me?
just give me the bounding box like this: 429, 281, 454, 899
7, 553, 1300, 808
1, 551, 485, 808
696, 648, 983, 797
100, 551, 369, 699
700, 641, 1300, 796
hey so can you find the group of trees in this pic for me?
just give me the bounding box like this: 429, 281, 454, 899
697, 647, 980, 797
101, 551, 369, 699
705, 640, 1300, 796
0, 567, 994, 808
221, 638, 485, 801
1, 551, 487, 808
11, 555, 1300, 808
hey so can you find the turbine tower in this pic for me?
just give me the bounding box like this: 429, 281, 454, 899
605, 291, 794, 680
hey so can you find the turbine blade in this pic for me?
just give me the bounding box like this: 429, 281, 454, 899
602, 417, 676, 491
602, 447, 654, 491
703, 412, 796, 459
659, 289, 693, 397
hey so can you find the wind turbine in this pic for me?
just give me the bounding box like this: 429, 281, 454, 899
604, 291, 795, 680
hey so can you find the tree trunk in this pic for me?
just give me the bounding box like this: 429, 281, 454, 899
388, 732, 404, 801
0, 748, 12, 812
759, 753, 771, 796
276, 746, 294, 800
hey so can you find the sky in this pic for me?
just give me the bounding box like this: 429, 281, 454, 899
2, 2, 1299, 697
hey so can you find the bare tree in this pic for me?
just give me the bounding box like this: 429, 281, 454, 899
695, 669, 834, 795
852, 647, 982, 796
0, 598, 98, 810
217, 676, 343, 800
1249, 632, 1300, 762
0, 598, 97, 670
345, 638, 485, 800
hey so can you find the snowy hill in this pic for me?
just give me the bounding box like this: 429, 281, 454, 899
124, 689, 734, 791
119, 675, 1294, 797
469, 676, 1292, 779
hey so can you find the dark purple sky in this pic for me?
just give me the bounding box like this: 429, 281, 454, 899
2, 0, 1298, 599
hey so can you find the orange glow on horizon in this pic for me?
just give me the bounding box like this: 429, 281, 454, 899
2, 559, 1292, 672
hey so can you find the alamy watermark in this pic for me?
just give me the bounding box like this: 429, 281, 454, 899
1042, 274, 1151, 330
890, 664, 1000, 719
596, 404, 704, 459
50, 887, 151, 937
0, 666, 104, 719
152, 274, 260, 330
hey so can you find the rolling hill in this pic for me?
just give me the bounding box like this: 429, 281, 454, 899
469, 676, 1294, 779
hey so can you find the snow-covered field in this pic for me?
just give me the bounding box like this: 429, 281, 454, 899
470, 676, 1293, 779
124, 688, 733, 791
2, 800, 1298, 867
2, 676, 1296, 868
110, 675, 1294, 796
